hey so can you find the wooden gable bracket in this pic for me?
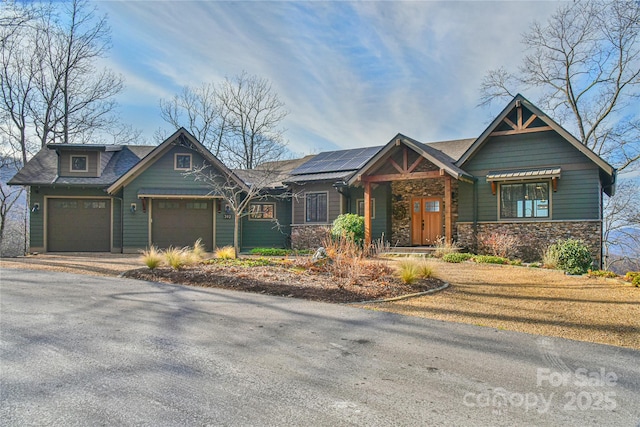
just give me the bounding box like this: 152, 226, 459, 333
552, 177, 558, 192
388, 147, 424, 174
491, 102, 553, 137
491, 181, 497, 195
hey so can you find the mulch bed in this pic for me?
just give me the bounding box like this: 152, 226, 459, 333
123, 262, 444, 303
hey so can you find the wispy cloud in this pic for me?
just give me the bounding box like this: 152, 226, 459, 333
98, 0, 559, 153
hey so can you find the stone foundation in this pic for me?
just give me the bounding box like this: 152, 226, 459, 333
291, 225, 331, 250
457, 221, 602, 265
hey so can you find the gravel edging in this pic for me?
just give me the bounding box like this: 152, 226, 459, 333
347, 281, 450, 305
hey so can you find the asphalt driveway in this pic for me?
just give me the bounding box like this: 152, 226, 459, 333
1, 269, 639, 426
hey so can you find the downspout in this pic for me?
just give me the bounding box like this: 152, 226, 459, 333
473, 178, 478, 252
333, 181, 351, 214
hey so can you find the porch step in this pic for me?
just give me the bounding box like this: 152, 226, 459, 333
381, 247, 438, 257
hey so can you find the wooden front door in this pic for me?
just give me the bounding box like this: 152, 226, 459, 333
411, 197, 442, 245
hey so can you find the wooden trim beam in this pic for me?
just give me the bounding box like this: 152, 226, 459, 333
523, 113, 538, 129
490, 126, 553, 137
407, 156, 423, 173
444, 175, 452, 244
364, 181, 371, 245
389, 158, 404, 174
361, 170, 443, 182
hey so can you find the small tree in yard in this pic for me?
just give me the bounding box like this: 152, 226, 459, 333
188, 161, 290, 258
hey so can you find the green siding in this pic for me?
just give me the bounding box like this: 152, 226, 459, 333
121, 145, 228, 251
241, 197, 292, 249
215, 203, 235, 248
348, 184, 391, 242
462, 131, 602, 221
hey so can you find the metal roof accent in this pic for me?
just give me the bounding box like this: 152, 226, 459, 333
486, 167, 561, 182
284, 171, 353, 183
137, 188, 218, 198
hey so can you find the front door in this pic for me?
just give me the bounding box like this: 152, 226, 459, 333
411, 197, 442, 245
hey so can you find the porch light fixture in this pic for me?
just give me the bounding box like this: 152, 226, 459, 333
31, 203, 40, 213
130, 203, 137, 214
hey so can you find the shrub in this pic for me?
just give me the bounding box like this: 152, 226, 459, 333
398, 260, 419, 284
249, 248, 291, 256
473, 255, 509, 265
477, 231, 519, 258
548, 239, 593, 275
433, 237, 460, 258
542, 245, 560, 269
164, 247, 187, 270
215, 246, 236, 259
442, 252, 473, 263
140, 246, 163, 270
331, 213, 364, 244
416, 261, 434, 279
192, 238, 207, 260
587, 269, 617, 278
625, 272, 640, 287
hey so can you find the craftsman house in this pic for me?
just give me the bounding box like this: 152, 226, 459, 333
9, 94, 616, 264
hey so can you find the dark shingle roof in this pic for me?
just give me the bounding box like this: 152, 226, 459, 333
8, 145, 155, 186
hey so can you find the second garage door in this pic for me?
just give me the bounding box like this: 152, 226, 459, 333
152, 199, 213, 250
47, 198, 111, 252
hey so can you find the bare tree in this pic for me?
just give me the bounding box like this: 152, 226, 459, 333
159, 72, 289, 170
188, 160, 290, 257
218, 71, 288, 169
479, 0, 640, 172
602, 179, 640, 272
159, 83, 229, 157
30, 0, 123, 146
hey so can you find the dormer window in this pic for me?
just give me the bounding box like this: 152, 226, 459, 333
70, 155, 88, 172
175, 153, 192, 171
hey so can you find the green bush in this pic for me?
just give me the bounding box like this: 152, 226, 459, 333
249, 248, 291, 256
625, 272, 640, 287
548, 239, 593, 275
587, 269, 617, 278
473, 255, 509, 265
331, 214, 364, 244
442, 252, 473, 263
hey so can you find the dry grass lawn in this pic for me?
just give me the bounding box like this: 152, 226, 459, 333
2, 254, 639, 349
365, 258, 640, 350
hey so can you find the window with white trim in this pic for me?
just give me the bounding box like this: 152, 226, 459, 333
305, 192, 328, 223
500, 182, 549, 219
175, 153, 192, 170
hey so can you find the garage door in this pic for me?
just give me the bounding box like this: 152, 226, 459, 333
152, 199, 213, 250
47, 198, 111, 252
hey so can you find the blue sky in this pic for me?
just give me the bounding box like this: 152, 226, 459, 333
97, 0, 563, 156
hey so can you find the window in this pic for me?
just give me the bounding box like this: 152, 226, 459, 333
500, 182, 549, 219
83, 201, 106, 209
175, 153, 192, 170
158, 201, 180, 209
249, 203, 275, 220
186, 202, 208, 210
70, 155, 88, 172
356, 198, 375, 219
305, 192, 328, 223
424, 200, 440, 212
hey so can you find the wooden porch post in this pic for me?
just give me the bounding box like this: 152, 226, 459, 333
444, 175, 452, 244
364, 180, 371, 245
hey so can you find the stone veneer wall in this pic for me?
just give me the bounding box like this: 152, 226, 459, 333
290, 225, 331, 250
390, 178, 459, 246
457, 221, 602, 265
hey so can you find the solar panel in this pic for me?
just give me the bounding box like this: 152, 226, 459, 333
291, 146, 383, 175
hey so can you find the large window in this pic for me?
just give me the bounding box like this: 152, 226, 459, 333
500, 182, 549, 219
305, 192, 328, 223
